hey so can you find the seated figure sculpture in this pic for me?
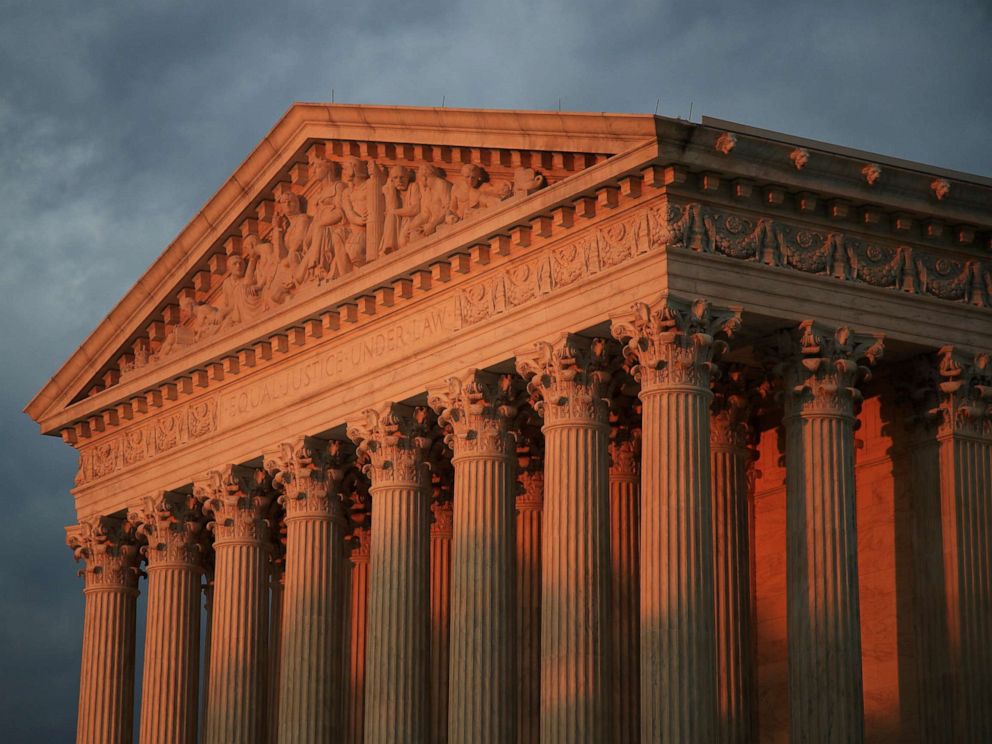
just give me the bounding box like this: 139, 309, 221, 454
381, 165, 420, 254
304, 158, 345, 281
405, 164, 451, 240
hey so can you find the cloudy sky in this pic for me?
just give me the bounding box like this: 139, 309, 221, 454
0, 0, 988, 738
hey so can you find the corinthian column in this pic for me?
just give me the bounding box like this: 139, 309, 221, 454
430, 370, 518, 743
710, 368, 757, 743
931, 347, 992, 739
130, 492, 205, 744
348, 403, 432, 744
608, 412, 640, 744
777, 321, 883, 744
516, 333, 613, 742
515, 418, 543, 744
195, 465, 272, 744
429, 493, 453, 744
265, 437, 348, 743
66, 516, 141, 744
611, 294, 741, 743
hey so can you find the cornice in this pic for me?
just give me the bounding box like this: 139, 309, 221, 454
28, 105, 991, 448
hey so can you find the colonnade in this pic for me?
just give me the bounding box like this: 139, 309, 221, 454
66, 295, 992, 743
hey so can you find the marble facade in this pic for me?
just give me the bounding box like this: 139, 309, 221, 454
28, 104, 992, 742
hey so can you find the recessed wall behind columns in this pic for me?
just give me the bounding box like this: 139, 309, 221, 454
753, 389, 918, 743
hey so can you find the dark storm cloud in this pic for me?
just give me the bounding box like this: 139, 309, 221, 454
0, 0, 988, 738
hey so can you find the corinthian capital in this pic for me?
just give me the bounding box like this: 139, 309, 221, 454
347, 403, 432, 487
66, 515, 141, 590
264, 437, 349, 521
194, 465, 271, 545
428, 369, 519, 457
774, 321, 884, 418
515, 333, 613, 425
933, 346, 992, 439
710, 364, 758, 450
129, 491, 205, 568
610, 294, 742, 391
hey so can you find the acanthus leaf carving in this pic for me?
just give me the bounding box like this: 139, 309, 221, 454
710, 364, 758, 450
66, 515, 142, 590
610, 294, 741, 391
264, 437, 349, 521
128, 491, 206, 568
933, 346, 992, 439
771, 321, 884, 418
428, 369, 519, 457
194, 464, 272, 545
515, 333, 614, 425
347, 403, 432, 488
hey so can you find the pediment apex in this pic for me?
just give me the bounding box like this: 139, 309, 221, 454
26, 103, 661, 432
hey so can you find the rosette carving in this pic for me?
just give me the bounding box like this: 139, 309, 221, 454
710, 364, 757, 450
610, 294, 742, 391
129, 491, 205, 568
264, 437, 348, 521
773, 321, 884, 418
515, 333, 614, 425
428, 370, 519, 457
347, 403, 432, 487
66, 515, 142, 589
194, 464, 272, 545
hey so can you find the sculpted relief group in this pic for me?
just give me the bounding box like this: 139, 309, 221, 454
121, 155, 547, 379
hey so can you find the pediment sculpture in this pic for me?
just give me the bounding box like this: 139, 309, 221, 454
119, 153, 548, 381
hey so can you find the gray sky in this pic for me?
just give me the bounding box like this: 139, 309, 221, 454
0, 0, 988, 738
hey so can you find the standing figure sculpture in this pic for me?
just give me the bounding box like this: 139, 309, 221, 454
381, 165, 421, 254
335, 158, 376, 278
272, 191, 312, 287
304, 158, 346, 282
218, 253, 263, 329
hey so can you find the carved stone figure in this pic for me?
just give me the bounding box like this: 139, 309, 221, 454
246, 234, 294, 307
405, 164, 451, 239
272, 191, 313, 287
336, 158, 375, 277
218, 253, 263, 328
381, 165, 421, 254
447, 164, 509, 222
304, 158, 345, 281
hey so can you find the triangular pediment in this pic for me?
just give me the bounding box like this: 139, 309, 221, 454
26, 103, 661, 436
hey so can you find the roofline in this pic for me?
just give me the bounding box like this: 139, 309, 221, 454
701, 116, 992, 188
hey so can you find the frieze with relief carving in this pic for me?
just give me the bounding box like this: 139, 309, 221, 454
76, 397, 218, 487
115, 156, 550, 385
663, 201, 991, 306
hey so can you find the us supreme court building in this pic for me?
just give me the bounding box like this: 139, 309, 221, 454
26, 104, 992, 743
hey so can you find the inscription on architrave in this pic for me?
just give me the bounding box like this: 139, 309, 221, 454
221, 300, 460, 427
75, 300, 460, 487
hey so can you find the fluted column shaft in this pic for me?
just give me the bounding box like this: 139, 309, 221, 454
430, 501, 452, 744
640, 386, 716, 741
939, 432, 992, 739
612, 297, 741, 743
268, 568, 284, 744
515, 470, 543, 744
779, 322, 882, 744
133, 493, 205, 744
343, 529, 370, 744
349, 404, 431, 744
430, 370, 518, 744
268, 438, 348, 744
196, 467, 271, 744
711, 402, 755, 744
517, 334, 614, 743
930, 347, 992, 739
609, 443, 640, 744
67, 517, 141, 744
